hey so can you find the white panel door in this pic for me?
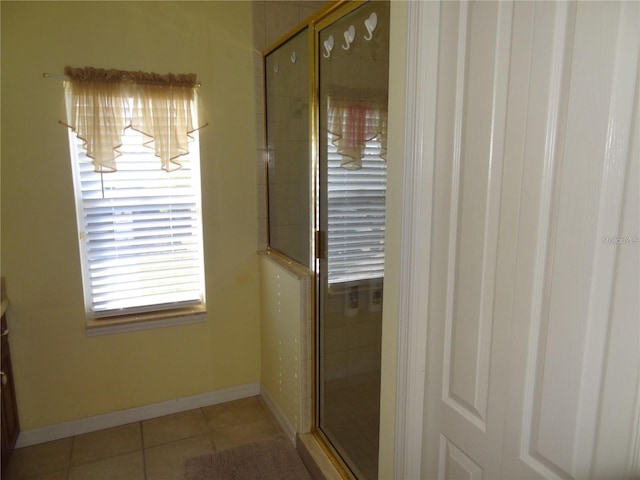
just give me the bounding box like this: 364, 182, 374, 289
419, 1, 640, 478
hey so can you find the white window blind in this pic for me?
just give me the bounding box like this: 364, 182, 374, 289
327, 136, 386, 285
68, 128, 206, 318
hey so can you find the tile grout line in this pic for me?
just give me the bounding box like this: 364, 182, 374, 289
66, 435, 75, 480
140, 421, 148, 480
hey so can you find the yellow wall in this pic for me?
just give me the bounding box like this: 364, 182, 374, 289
1, 1, 260, 430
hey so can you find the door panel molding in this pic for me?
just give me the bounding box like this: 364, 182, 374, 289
517, 2, 575, 477
442, 0, 477, 427
439, 434, 484, 480
442, 0, 513, 433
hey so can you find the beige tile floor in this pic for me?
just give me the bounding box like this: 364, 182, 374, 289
5, 396, 284, 480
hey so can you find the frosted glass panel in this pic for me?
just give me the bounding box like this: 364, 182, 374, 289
265, 29, 310, 267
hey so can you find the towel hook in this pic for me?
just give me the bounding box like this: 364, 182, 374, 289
342, 25, 356, 50
323, 35, 335, 59
291, 51, 297, 64
364, 12, 378, 41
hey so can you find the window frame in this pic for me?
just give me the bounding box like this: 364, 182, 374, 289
67, 123, 207, 332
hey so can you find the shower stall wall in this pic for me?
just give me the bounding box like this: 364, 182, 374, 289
263, 2, 390, 479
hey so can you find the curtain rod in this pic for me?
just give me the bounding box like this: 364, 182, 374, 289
42, 73, 202, 88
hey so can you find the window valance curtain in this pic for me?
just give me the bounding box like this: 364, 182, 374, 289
327, 97, 388, 170
61, 66, 207, 172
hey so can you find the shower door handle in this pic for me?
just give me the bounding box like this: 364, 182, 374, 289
315, 230, 326, 260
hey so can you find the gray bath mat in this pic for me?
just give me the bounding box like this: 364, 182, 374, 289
184, 435, 313, 480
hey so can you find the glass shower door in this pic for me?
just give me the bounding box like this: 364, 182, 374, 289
316, 3, 389, 479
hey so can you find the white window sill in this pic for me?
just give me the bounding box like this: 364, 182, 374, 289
85, 306, 207, 336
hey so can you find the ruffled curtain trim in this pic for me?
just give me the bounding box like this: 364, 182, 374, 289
327, 97, 388, 170
60, 66, 207, 172
64, 66, 198, 87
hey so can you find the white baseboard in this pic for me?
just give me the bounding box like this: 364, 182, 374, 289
16, 382, 260, 448
260, 384, 296, 443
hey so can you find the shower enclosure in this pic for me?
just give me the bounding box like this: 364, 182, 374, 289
264, 3, 389, 478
